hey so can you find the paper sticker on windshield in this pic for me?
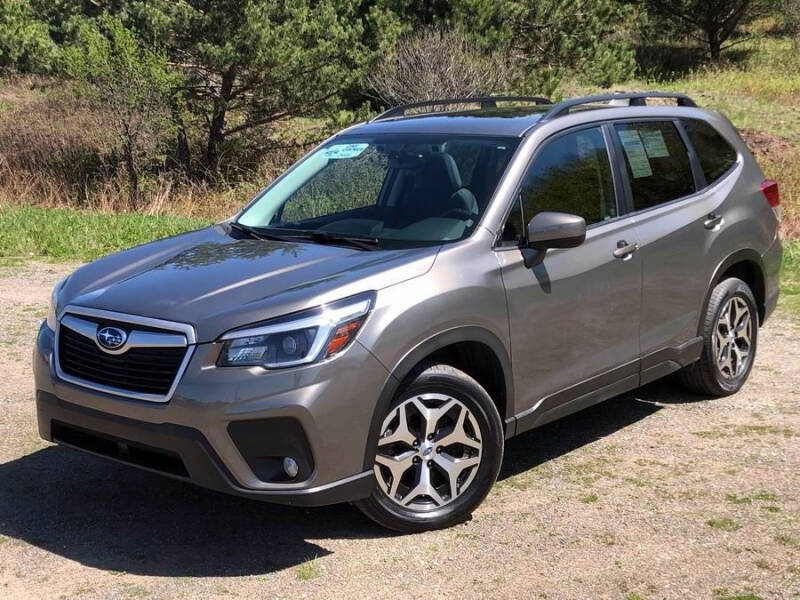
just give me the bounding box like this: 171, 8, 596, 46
639, 130, 670, 158
618, 130, 653, 178
322, 143, 369, 159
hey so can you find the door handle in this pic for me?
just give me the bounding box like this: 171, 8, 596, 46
704, 213, 724, 230
613, 240, 639, 260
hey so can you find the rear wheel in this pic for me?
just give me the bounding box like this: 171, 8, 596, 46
356, 364, 503, 533
680, 277, 758, 396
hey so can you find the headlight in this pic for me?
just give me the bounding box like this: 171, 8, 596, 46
218, 292, 375, 368
46, 277, 68, 330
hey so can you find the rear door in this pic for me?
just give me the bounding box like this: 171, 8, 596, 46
609, 119, 735, 380
497, 124, 642, 430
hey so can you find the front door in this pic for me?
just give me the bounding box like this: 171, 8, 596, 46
496, 124, 642, 431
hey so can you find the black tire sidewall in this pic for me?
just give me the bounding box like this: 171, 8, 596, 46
363, 366, 503, 532
704, 279, 759, 394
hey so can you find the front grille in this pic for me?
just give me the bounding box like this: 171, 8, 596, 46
58, 322, 187, 396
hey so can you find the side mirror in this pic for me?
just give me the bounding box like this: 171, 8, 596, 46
526, 211, 586, 250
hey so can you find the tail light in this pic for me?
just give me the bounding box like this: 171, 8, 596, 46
760, 179, 780, 219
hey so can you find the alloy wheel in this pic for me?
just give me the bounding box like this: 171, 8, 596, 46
714, 296, 753, 380
374, 393, 483, 511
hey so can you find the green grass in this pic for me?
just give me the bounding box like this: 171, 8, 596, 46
775, 533, 799, 547
0, 205, 210, 263
752, 491, 777, 501
780, 242, 800, 317
706, 517, 741, 532
580, 493, 599, 503
714, 585, 764, 600
726, 493, 752, 505
296, 557, 321, 581
121, 583, 150, 598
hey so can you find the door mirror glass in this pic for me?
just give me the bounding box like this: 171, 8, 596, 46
527, 211, 586, 250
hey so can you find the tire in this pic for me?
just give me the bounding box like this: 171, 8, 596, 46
356, 364, 504, 533
679, 277, 758, 396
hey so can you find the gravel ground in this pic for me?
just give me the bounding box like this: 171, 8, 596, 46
0, 262, 798, 600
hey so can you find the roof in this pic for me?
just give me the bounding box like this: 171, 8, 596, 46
347, 106, 550, 138
344, 92, 699, 138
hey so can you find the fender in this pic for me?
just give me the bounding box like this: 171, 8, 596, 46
361, 326, 515, 471
698, 248, 766, 335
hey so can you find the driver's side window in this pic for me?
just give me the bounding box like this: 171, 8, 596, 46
501, 126, 617, 246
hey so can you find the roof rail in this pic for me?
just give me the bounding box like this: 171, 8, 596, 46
372, 96, 552, 122
541, 91, 697, 121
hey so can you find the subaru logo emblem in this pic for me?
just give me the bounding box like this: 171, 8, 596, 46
96, 326, 127, 351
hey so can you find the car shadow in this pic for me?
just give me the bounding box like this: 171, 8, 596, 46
0, 447, 377, 577
500, 375, 712, 480
0, 378, 711, 576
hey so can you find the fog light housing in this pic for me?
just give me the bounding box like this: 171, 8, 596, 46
283, 456, 299, 479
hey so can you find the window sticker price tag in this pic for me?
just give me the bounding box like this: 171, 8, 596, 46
618, 130, 653, 178
322, 143, 369, 159
640, 130, 670, 158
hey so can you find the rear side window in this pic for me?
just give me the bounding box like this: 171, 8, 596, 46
614, 121, 695, 211
502, 126, 617, 244
683, 118, 738, 185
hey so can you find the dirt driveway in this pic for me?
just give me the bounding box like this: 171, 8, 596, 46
0, 262, 798, 600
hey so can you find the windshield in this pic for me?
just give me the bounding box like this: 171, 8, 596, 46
237, 134, 521, 248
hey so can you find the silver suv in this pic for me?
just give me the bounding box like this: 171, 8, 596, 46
34, 92, 782, 532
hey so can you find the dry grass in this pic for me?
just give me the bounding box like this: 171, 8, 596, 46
760, 150, 800, 238
0, 75, 308, 220
739, 129, 800, 238
0, 77, 116, 202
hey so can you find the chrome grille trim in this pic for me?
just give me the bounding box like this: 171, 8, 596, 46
61, 315, 188, 355
54, 305, 197, 403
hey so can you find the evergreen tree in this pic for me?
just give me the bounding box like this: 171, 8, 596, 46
644, 0, 776, 61
133, 0, 372, 174
0, 0, 58, 73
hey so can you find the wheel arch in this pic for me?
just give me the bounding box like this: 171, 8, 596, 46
362, 326, 514, 471
700, 248, 766, 332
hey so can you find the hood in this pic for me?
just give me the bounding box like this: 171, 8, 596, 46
60, 225, 438, 342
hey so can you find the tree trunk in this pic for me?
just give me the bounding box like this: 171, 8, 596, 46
168, 103, 191, 175
204, 66, 236, 175
707, 28, 722, 62
122, 128, 139, 211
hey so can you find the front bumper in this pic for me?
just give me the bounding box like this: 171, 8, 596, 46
34, 322, 389, 506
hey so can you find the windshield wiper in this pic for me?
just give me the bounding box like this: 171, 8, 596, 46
229, 221, 263, 239
252, 228, 381, 251
229, 222, 303, 243
230, 222, 380, 251
304, 231, 381, 251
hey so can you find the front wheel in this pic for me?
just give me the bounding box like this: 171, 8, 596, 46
356, 364, 503, 533
679, 277, 758, 396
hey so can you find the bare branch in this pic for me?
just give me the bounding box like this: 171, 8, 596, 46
366, 28, 512, 106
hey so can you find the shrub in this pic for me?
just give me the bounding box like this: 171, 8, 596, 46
367, 28, 513, 106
